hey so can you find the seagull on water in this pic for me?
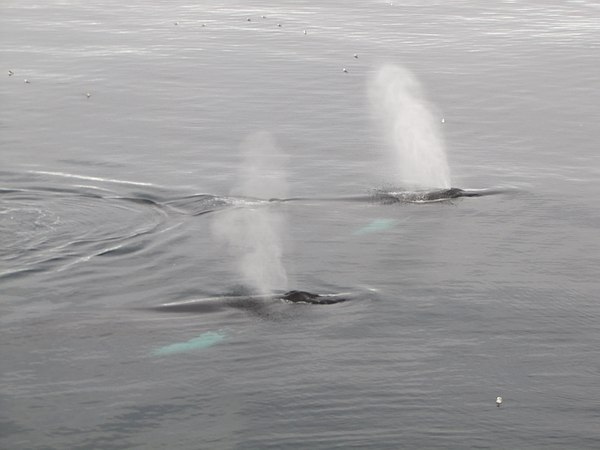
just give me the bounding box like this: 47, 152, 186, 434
342, 68, 348, 73
496, 396, 503, 407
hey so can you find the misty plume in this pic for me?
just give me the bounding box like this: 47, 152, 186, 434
211, 131, 289, 295
369, 65, 451, 190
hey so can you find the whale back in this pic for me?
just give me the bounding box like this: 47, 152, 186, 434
281, 290, 348, 305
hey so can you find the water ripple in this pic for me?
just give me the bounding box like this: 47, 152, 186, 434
0, 173, 168, 279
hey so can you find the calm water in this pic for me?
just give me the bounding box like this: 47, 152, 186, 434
2, 1, 600, 448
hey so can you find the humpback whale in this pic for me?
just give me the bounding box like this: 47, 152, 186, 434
268, 187, 505, 206
371, 187, 498, 204
153, 290, 349, 314
281, 290, 349, 305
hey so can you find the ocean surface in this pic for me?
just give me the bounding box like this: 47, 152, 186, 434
2, 1, 600, 449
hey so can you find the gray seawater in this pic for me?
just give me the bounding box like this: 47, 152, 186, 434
2, 1, 600, 448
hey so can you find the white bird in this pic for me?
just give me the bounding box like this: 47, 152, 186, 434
24, 79, 30, 84
277, 23, 282, 27
441, 117, 445, 123
342, 68, 348, 73
303, 29, 307, 35
86, 92, 91, 98
354, 53, 358, 59
496, 396, 503, 407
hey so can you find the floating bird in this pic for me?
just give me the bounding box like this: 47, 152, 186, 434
496, 396, 503, 407
201, 23, 206, 27
174, 21, 179, 26
277, 23, 282, 27
441, 117, 445, 123
261, 15, 266, 19
342, 68, 348, 73
24, 79, 30, 84
247, 18, 251, 22
303, 29, 307, 35
8, 70, 14, 76
86, 92, 91, 98
354, 53, 358, 59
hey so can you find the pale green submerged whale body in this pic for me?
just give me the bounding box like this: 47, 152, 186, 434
354, 218, 399, 235
152, 331, 226, 356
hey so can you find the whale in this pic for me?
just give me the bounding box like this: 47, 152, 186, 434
268, 187, 505, 206
281, 290, 349, 305
152, 290, 350, 314
118, 187, 507, 220
370, 187, 498, 203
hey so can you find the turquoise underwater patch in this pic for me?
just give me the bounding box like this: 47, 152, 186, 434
152, 331, 226, 356
353, 218, 398, 235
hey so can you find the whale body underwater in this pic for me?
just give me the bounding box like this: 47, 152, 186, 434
153, 290, 351, 314
270, 187, 504, 206
153, 187, 506, 217
366, 187, 502, 203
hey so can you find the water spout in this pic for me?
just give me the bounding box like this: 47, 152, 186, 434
369, 65, 451, 190
211, 132, 289, 295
